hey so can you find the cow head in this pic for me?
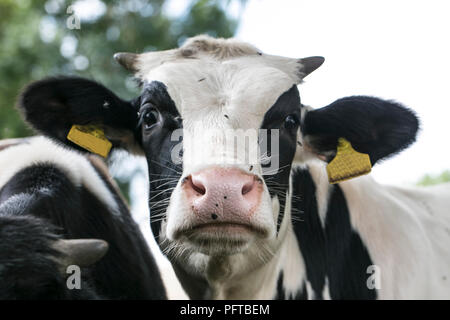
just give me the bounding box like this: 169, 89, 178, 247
18, 36, 419, 296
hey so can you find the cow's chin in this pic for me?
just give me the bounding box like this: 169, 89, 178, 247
174, 223, 267, 256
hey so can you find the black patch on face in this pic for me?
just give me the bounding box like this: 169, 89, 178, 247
260, 85, 301, 233
291, 167, 377, 299
136, 81, 183, 240
140, 81, 179, 116
0, 163, 166, 299
274, 272, 307, 300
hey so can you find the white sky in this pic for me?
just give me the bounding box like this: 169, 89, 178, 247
236, 0, 450, 185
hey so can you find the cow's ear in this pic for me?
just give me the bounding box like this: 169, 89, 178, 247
301, 96, 419, 165
17, 76, 142, 155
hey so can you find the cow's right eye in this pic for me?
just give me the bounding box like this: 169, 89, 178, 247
143, 109, 159, 130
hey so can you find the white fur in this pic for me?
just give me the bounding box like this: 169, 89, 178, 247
337, 174, 450, 299
322, 277, 331, 300
307, 162, 332, 227
0, 136, 119, 215
277, 223, 307, 299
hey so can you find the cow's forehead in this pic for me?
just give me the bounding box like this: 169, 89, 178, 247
141, 57, 298, 129
134, 36, 304, 129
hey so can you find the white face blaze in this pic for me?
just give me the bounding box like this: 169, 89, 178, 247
131, 36, 323, 285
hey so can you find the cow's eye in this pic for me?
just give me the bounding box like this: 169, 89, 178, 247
143, 109, 159, 130
284, 114, 299, 129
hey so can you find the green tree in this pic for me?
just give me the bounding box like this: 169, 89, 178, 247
417, 171, 450, 186
0, 0, 243, 202
0, 0, 241, 139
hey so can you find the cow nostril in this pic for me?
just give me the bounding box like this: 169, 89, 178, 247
189, 175, 206, 195
242, 179, 255, 195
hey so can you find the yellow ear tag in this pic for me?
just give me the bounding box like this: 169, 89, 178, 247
67, 125, 112, 158
326, 138, 371, 184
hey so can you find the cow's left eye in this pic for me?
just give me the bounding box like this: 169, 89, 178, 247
284, 114, 299, 129
143, 109, 160, 130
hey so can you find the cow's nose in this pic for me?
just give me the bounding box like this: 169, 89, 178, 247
183, 167, 263, 221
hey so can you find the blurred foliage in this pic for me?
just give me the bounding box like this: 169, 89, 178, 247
0, 0, 242, 202
0, 0, 242, 139
417, 171, 450, 186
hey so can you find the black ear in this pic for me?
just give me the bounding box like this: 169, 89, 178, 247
17, 76, 141, 155
302, 96, 419, 165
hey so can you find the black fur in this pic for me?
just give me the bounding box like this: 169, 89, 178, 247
290, 167, 327, 299
17, 77, 139, 153
325, 184, 376, 299
0, 161, 166, 299
137, 81, 183, 240
0, 214, 100, 299
137, 81, 199, 297
302, 96, 419, 164
291, 167, 377, 299
260, 85, 301, 233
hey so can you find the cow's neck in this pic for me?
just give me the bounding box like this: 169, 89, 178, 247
206, 255, 281, 299
289, 162, 377, 299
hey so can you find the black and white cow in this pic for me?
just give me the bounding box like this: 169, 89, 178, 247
17, 35, 450, 299
0, 138, 166, 299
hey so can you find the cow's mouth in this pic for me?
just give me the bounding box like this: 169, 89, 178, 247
174, 221, 268, 254
192, 221, 266, 235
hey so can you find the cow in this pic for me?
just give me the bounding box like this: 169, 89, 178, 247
16, 35, 450, 299
0, 137, 166, 299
